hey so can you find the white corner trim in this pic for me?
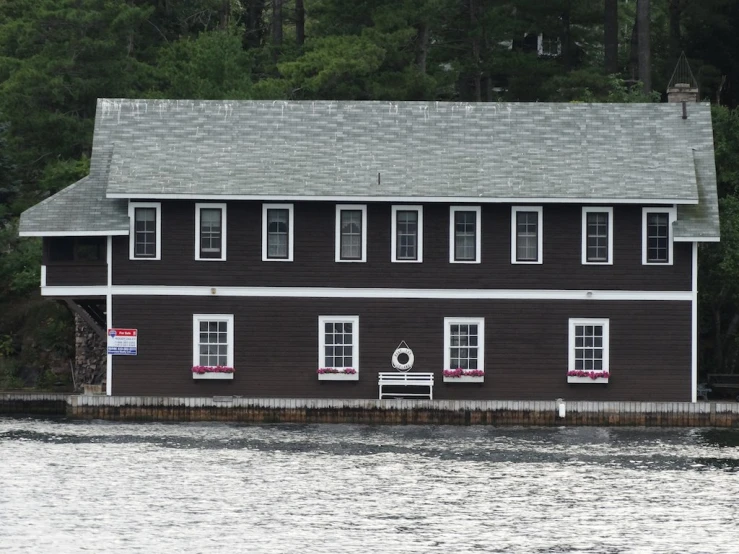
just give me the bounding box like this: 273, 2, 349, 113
335, 205, 367, 263
582, 207, 614, 265
444, 317, 485, 372
318, 315, 360, 373
511, 206, 543, 264
106, 192, 700, 205
449, 206, 482, 264
20, 230, 129, 237
262, 203, 294, 262
192, 314, 234, 368
106, 235, 113, 396
691, 242, 698, 403
642, 207, 677, 265
128, 202, 162, 261
391, 205, 424, 263
195, 203, 227, 262
40, 265, 47, 288
568, 318, 610, 373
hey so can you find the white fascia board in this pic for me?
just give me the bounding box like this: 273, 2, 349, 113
674, 236, 720, 242
106, 192, 700, 205
80, 285, 698, 302
20, 230, 128, 237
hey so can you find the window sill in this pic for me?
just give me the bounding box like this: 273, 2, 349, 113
567, 376, 609, 384
193, 372, 234, 380
318, 373, 359, 381
443, 375, 484, 383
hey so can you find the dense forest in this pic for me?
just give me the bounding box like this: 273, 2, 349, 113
2, 0, 739, 388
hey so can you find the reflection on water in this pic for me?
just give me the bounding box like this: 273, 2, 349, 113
1, 418, 738, 553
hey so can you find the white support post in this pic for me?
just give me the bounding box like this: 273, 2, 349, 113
691, 242, 698, 403
106, 236, 113, 396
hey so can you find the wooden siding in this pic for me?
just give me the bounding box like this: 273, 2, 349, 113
45, 263, 107, 286
111, 201, 692, 291
111, 296, 691, 401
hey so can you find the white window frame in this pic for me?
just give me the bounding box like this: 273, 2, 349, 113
581, 207, 613, 265
391, 205, 423, 263
335, 205, 367, 263
128, 202, 161, 261
192, 314, 234, 367
568, 318, 610, 379
511, 206, 543, 264
642, 207, 677, 266
537, 33, 562, 57
443, 317, 485, 371
449, 206, 482, 264
262, 203, 294, 262
318, 315, 359, 374
195, 203, 227, 261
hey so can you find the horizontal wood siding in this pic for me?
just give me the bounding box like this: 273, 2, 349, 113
45, 264, 107, 286
111, 296, 691, 401
111, 201, 691, 291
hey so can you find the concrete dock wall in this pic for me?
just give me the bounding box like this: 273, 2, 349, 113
2, 394, 739, 426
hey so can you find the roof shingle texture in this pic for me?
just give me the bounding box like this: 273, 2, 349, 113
19, 99, 719, 238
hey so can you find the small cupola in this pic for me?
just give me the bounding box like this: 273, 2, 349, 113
667, 52, 699, 103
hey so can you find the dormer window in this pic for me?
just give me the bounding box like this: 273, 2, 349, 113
129, 202, 161, 260
195, 203, 226, 261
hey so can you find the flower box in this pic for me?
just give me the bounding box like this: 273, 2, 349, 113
317, 368, 358, 381
442, 368, 484, 383
192, 366, 234, 380
567, 370, 609, 384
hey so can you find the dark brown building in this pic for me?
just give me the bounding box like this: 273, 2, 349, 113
20, 100, 720, 401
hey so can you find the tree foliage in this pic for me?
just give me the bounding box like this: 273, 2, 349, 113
2, 0, 739, 382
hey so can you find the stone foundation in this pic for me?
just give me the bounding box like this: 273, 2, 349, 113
74, 314, 106, 389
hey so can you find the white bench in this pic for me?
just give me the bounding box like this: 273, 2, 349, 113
378, 372, 434, 400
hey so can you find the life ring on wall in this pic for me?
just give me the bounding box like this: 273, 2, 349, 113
391, 347, 414, 372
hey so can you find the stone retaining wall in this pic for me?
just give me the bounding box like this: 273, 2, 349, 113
2, 394, 739, 426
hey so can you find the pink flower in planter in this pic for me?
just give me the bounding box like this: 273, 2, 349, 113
192, 366, 235, 374
317, 367, 357, 375
443, 368, 485, 378
567, 370, 610, 379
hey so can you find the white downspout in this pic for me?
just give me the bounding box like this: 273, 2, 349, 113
691, 242, 698, 403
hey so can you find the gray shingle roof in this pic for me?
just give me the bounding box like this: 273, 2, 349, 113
99, 99, 707, 202
19, 99, 719, 239
18, 176, 128, 236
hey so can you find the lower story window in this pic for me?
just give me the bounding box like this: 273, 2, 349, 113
318, 316, 359, 378
568, 318, 610, 382
193, 314, 234, 368
443, 317, 485, 373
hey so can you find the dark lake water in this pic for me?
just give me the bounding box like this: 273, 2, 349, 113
1, 418, 738, 553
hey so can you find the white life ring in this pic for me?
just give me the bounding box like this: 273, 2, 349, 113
391, 347, 414, 371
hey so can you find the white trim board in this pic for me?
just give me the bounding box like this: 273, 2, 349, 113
106, 192, 700, 205
674, 236, 720, 243
41, 285, 693, 301
20, 230, 128, 237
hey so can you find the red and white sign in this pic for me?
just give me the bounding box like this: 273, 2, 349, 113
107, 328, 138, 355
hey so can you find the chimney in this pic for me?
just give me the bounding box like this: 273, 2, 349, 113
667, 52, 699, 103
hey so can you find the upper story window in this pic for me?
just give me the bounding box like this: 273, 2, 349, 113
262, 203, 294, 262
581, 207, 613, 265
195, 203, 226, 261
511, 206, 543, 264
335, 205, 367, 263
449, 206, 481, 264
129, 202, 161, 261
391, 205, 423, 263
642, 208, 676, 265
